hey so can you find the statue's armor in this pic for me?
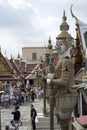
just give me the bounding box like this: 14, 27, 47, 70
52, 57, 76, 94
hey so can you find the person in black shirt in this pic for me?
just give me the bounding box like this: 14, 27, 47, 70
11, 105, 22, 129
11, 105, 20, 122
31, 104, 37, 130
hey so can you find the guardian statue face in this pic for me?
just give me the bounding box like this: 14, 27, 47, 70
56, 40, 66, 54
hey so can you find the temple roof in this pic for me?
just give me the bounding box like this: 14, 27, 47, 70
0, 51, 14, 74
0, 74, 18, 81
9, 58, 20, 75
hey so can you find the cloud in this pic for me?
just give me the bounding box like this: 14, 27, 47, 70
0, 0, 39, 28
35, 16, 60, 43
8, 0, 31, 9
0, 0, 59, 42
0, 0, 42, 58
0, 0, 87, 58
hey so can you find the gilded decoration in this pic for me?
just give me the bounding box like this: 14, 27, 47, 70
0, 55, 12, 74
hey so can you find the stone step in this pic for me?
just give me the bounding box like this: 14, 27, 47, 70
36, 115, 57, 123
36, 115, 59, 129
37, 116, 57, 121
36, 125, 61, 130
36, 121, 58, 127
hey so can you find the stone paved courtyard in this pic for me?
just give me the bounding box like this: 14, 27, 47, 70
1, 99, 44, 130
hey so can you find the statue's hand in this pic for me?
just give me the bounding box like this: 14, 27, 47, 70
47, 73, 54, 85
47, 73, 54, 79
47, 79, 51, 84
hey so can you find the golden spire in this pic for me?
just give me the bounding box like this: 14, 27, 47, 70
70, 4, 78, 26
60, 10, 69, 31
70, 5, 80, 38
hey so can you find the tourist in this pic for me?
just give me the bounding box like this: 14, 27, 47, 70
11, 105, 22, 126
31, 104, 37, 130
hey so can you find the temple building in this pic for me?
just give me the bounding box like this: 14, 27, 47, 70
22, 46, 46, 62
0, 48, 18, 92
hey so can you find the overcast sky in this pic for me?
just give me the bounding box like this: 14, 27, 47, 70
0, 0, 87, 59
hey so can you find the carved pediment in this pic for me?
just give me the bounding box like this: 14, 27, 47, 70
0, 55, 12, 74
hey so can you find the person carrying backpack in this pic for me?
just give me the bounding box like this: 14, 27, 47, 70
31, 104, 37, 130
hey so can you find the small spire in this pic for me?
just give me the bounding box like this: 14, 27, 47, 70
70, 4, 78, 26
47, 36, 53, 50
48, 36, 51, 44
62, 10, 67, 21
17, 51, 20, 59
